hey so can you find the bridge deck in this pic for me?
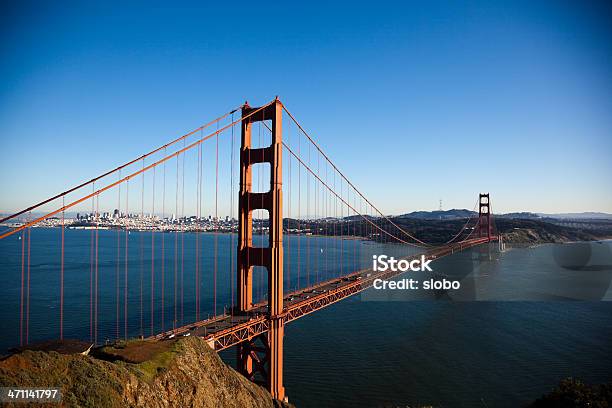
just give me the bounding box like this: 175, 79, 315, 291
151, 237, 494, 350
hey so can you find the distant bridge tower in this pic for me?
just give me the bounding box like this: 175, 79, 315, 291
478, 193, 491, 240
237, 99, 285, 401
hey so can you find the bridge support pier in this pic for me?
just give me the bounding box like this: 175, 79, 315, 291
236, 99, 285, 401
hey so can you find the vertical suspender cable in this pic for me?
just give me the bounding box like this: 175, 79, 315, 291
214, 121, 219, 316
340, 176, 343, 276
174, 151, 179, 330
316, 152, 319, 284
161, 148, 166, 331
199, 134, 204, 318
140, 160, 145, 337
95, 195, 99, 344
125, 178, 129, 339
354, 192, 357, 272
90, 184, 94, 341
197, 132, 204, 319
60, 196, 65, 340
324, 162, 331, 279
230, 114, 235, 314
116, 172, 121, 339
286, 121, 291, 292
260, 122, 264, 303
195, 141, 200, 321
20, 225, 25, 346
26, 212, 31, 344
333, 171, 336, 280
297, 129, 301, 289
306, 143, 310, 288
181, 139, 185, 325
151, 166, 156, 336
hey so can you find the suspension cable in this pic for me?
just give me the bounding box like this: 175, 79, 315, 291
0, 106, 242, 225
442, 198, 479, 245
281, 141, 420, 246
0, 102, 274, 241
282, 104, 431, 246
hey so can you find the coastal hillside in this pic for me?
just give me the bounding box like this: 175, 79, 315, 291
0, 336, 292, 408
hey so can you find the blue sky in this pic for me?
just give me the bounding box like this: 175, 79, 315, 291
1, 1, 611, 215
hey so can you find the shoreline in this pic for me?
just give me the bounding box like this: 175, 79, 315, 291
5, 224, 612, 246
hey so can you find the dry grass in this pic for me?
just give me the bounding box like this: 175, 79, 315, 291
96, 339, 177, 363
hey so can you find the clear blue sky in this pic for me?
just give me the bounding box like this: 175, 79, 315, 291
1, 1, 611, 215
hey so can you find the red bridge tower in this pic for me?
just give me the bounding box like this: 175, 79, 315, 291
237, 98, 285, 401
478, 193, 491, 240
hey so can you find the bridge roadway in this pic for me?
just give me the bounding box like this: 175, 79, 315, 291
151, 237, 494, 350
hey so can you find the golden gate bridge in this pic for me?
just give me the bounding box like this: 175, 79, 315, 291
0, 97, 497, 401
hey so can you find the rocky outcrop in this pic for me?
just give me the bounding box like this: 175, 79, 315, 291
0, 337, 292, 408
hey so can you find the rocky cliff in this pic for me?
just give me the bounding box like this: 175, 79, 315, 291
0, 336, 292, 408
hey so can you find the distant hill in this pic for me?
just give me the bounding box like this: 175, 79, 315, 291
398, 209, 476, 220
494, 212, 612, 220
396, 210, 612, 221
538, 212, 612, 220
497, 212, 541, 219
